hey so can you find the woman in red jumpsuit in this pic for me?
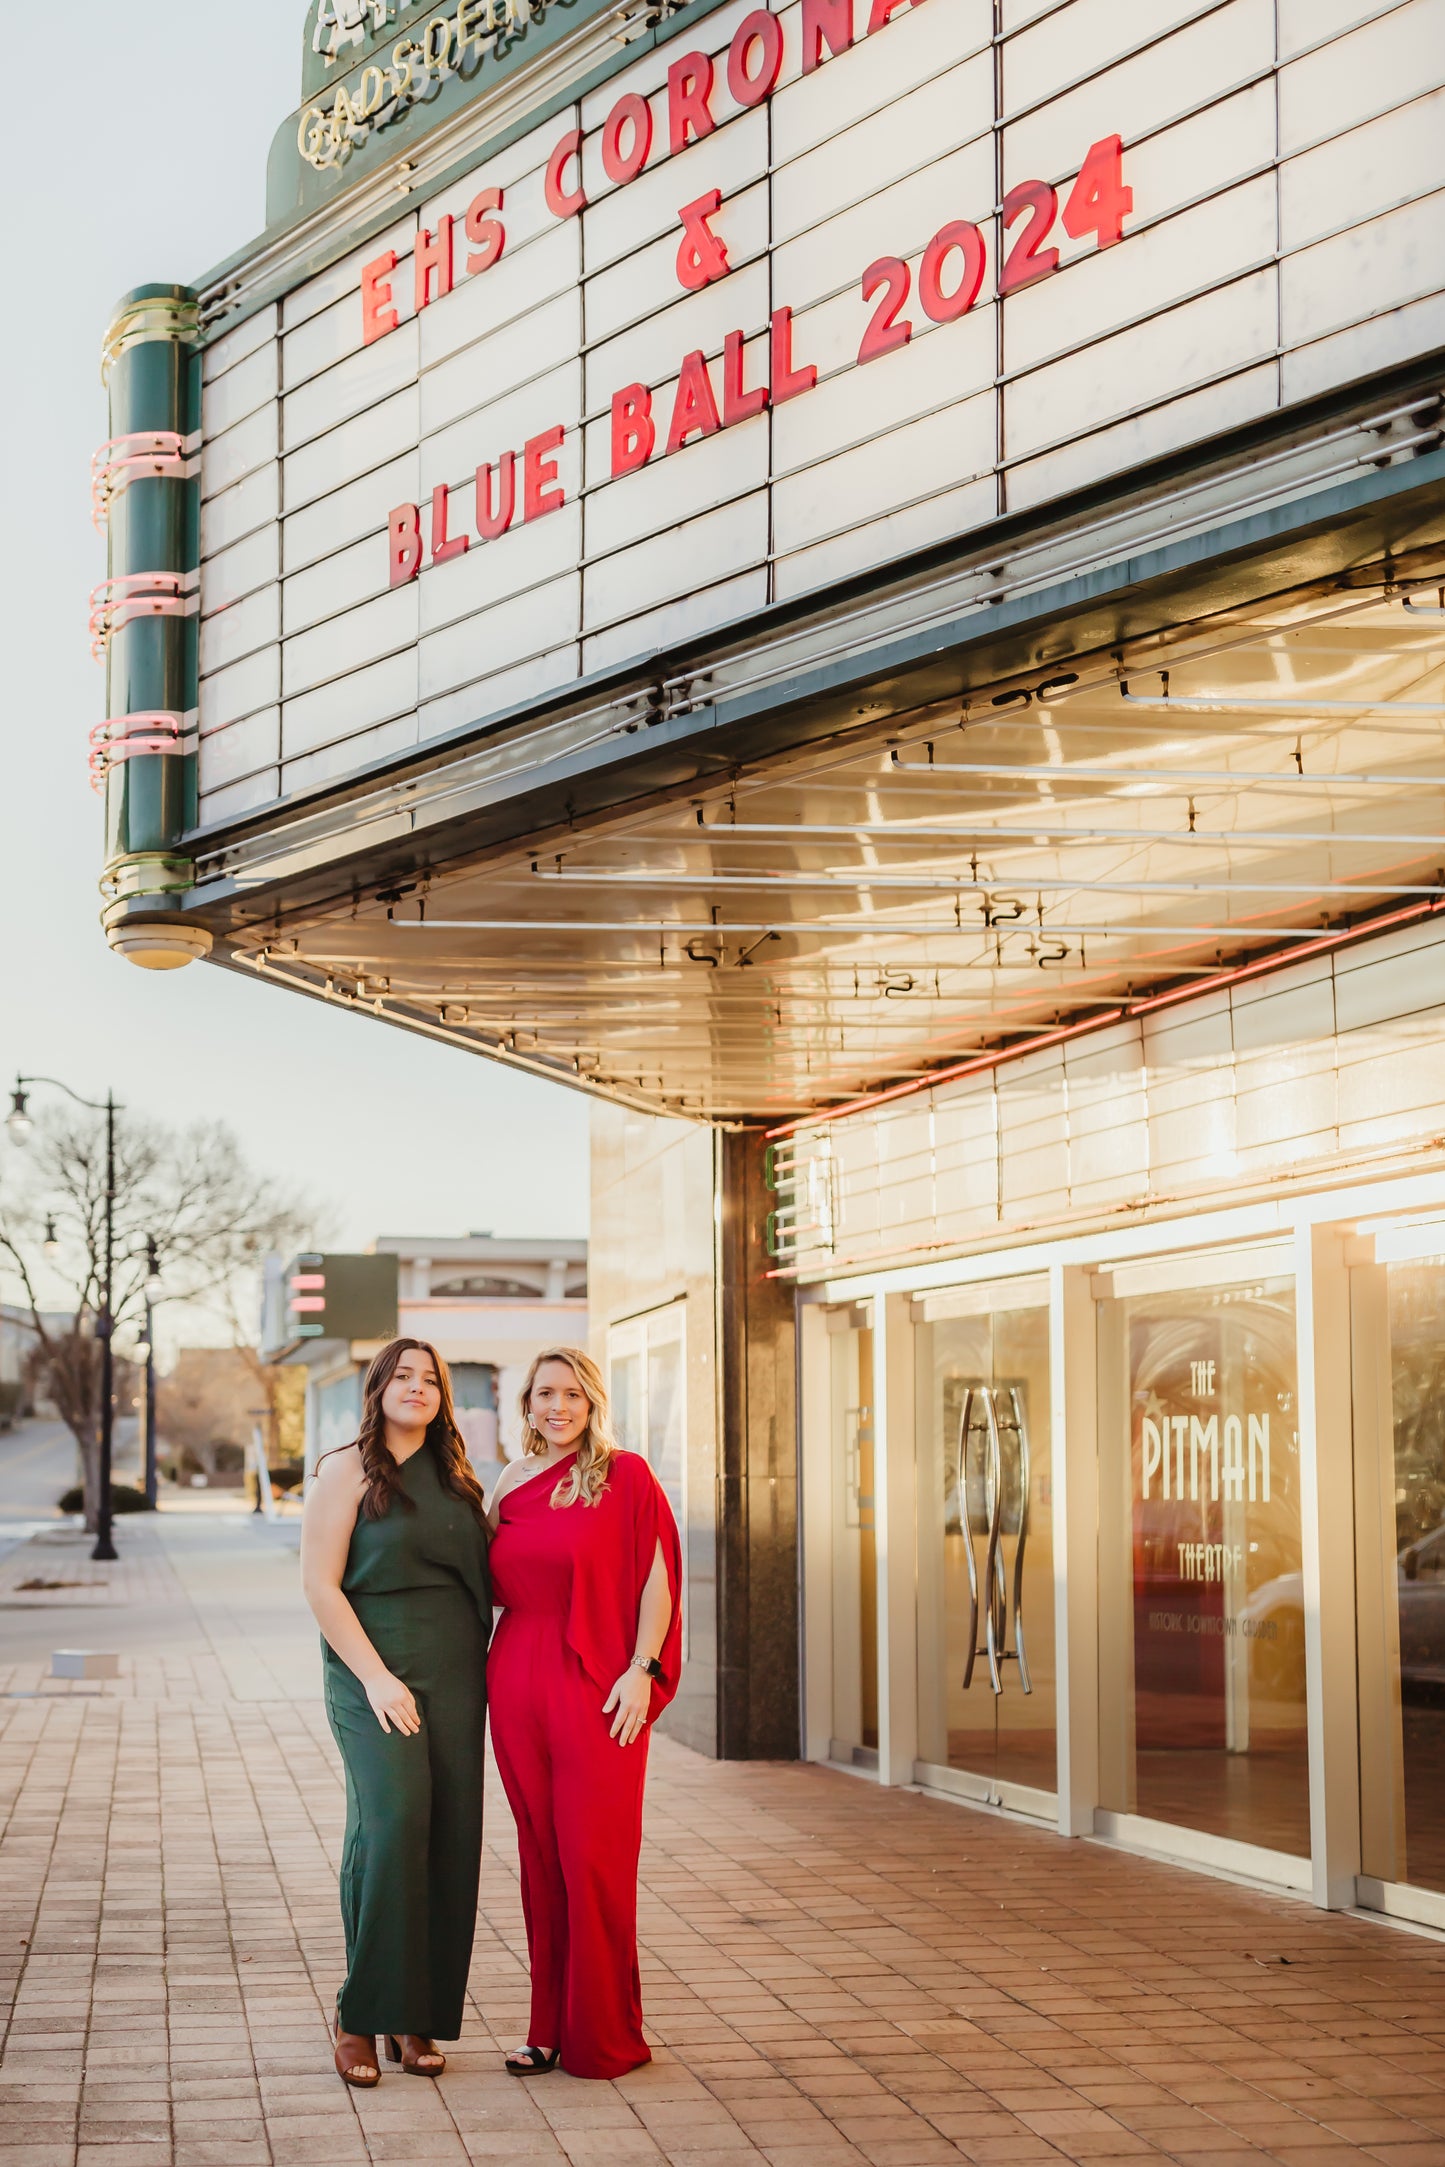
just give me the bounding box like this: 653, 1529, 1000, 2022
487, 1346, 681, 2080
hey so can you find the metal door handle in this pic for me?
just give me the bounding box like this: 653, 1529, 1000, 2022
959, 1387, 981, 1690
982, 1388, 1005, 1694
1008, 1385, 1032, 1696
957, 1383, 1033, 1699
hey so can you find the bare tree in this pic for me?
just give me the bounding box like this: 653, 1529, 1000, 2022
0, 1110, 314, 1528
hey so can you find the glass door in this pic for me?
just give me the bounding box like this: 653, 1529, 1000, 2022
914, 1294, 1055, 1807
1356, 1256, 1445, 1906
828, 1312, 877, 1766
1097, 1270, 1309, 1859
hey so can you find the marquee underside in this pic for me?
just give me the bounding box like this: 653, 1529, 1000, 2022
201, 545, 1445, 1122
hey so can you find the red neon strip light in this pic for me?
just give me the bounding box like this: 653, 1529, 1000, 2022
1124, 900, 1439, 1015
765, 900, 1445, 1143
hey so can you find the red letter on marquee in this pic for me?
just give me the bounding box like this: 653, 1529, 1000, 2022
770, 307, 817, 403
415, 216, 455, 312
667, 50, 716, 155
676, 189, 730, 292
475, 452, 517, 540
727, 10, 784, 105
523, 426, 566, 520
722, 329, 769, 426
867, 0, 917, 27
545, 129, 586, 219
801, 0, 852, 73
389, 503, 423, 584
465, 187, 506, 274
430, 482, 470, 564
601, 93, 653, 186
666, 350, 723, 454
362, 250, 400, 344
611, 385, 655, 476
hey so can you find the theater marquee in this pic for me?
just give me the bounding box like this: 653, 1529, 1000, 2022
188, 0, 1444, 829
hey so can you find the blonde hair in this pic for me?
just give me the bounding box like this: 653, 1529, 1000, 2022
519, 1345, 618, 1507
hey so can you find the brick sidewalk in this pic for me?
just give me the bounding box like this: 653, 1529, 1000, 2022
3, 1517, 1445, 2166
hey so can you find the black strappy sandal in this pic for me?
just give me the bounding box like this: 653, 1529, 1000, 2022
505, 2045, 561, 2076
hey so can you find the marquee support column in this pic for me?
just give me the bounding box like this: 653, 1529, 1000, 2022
94, 285, 211, 971
715, 1129, 800, 1758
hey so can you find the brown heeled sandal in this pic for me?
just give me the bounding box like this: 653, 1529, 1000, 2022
386, 2033, 445, 2076
333, 2002, 380, 2088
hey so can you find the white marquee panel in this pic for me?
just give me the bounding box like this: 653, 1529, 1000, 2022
583, 411, 770, 558
1276, 0, 1400, 57
283, 452, 418, 574
283, 528, 388, 639
1279, 89, 1445, 252
282, 582, 419, 700
419, 503, 585, 636
283, 647, 418, 760
202, 525, 278, 616
282, 385, 418, 512
202, 462, 280, 559
200, 584, 279, 677
283, 322, 419, 456
421, 360, 582, 500
198, 645, 280, 736
1005, 269, 1278, 463
1282, 289, 1445, 406
203, 403, 278, 501
204, 340, 278, 440
583, 489, 767, 634
1003, 0, 1223, 116
1002, 0, 1275, 188
202, 304, 275, 385
418, 641, 582, 741
419, 570, 582, 701
774, 473, 997, 603
283, 712, 420, 796
198, 707, 280, 793
1280, 187, 1445, 352
419, 223, 579, 377
581, 566, 767, 677
1007, 361, 1279, 514
1277, 0, 1444, 155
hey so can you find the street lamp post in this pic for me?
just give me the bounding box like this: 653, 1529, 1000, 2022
142, 1237, 162, 1510
8, 1076, 121, 1562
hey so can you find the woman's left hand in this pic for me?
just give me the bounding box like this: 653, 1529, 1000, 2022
604, 1666, 653, 1747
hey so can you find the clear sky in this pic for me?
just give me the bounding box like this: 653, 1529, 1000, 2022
0, 0, 590, 1316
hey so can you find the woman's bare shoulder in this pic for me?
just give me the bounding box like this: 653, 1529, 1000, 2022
488, 1457, 533, 1508
311, 1444, 365, 1492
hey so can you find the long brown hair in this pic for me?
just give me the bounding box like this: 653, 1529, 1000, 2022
518, 1345, 618, 1508
345, 1337, 488, 1525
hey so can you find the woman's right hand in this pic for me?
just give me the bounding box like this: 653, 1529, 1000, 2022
365, 1670, 421, 1735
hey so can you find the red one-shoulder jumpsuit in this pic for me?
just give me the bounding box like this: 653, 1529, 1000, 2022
488, 1449, 682, 2080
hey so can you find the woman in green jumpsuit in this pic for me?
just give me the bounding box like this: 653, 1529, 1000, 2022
301, 1337, 491, 2087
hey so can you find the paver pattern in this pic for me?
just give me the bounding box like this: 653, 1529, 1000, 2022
2, 1510, 1445, 2166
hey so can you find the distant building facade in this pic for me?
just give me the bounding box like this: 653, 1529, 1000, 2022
264, 1234, 587, 1481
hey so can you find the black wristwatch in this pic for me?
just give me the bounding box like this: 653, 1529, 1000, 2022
630, 1655, 664, 1681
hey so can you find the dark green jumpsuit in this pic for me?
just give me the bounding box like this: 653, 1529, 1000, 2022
324, 1444, 491, 2040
